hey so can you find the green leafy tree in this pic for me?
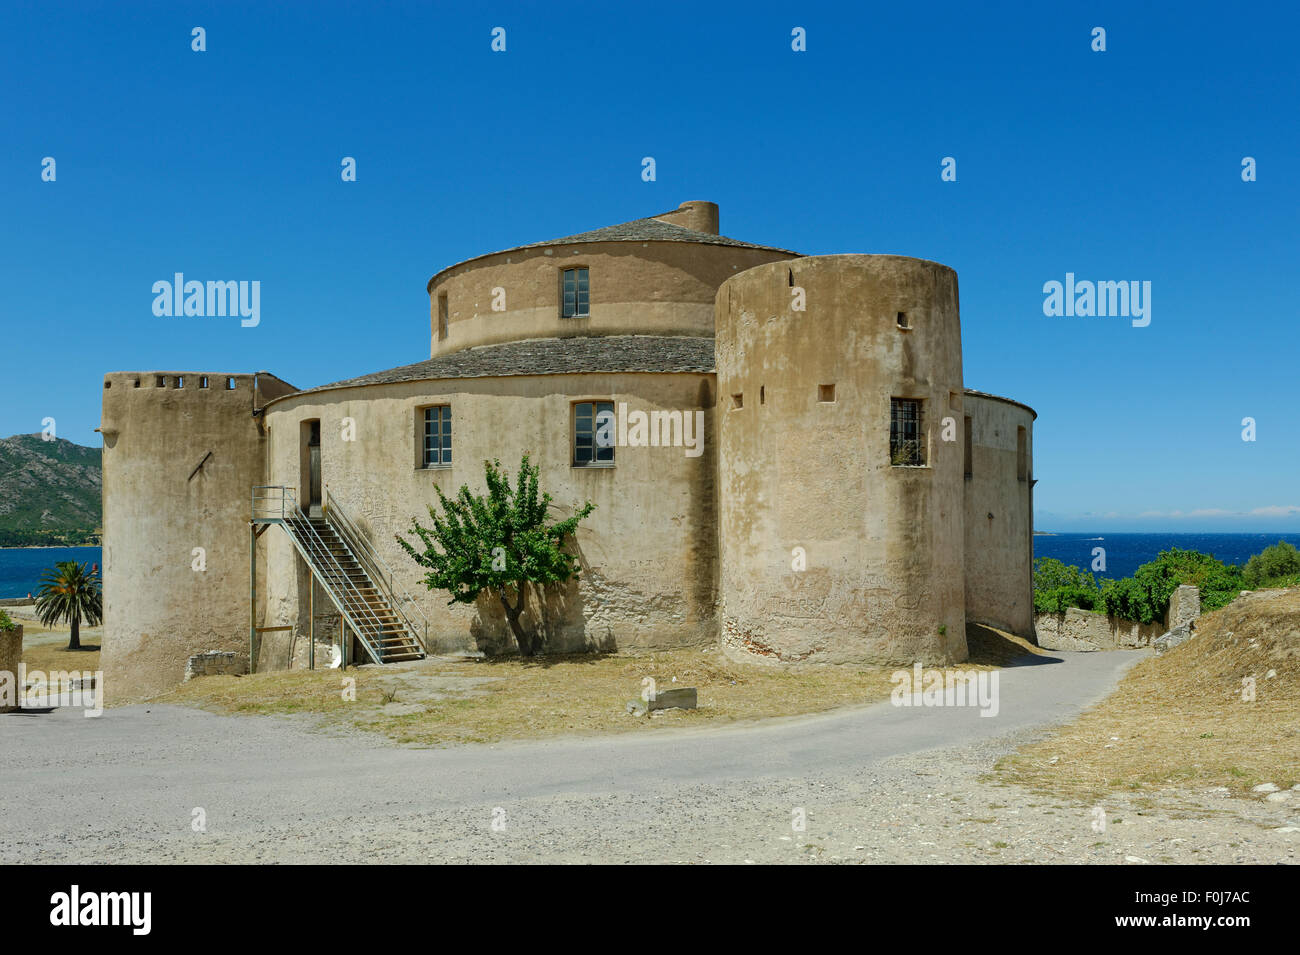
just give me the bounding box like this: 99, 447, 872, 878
1099, 548, 1244, 622
0, 609, 15, 633
34, 560, 102, 650
1243, 540, 1300, 589
398, 456, 595, 657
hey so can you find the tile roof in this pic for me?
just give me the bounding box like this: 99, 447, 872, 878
288, 335, 717, 398
514, 216, 796, 253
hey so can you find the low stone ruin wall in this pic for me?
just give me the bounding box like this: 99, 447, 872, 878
183, 650, 245, 681
1035, 585, 1201, 651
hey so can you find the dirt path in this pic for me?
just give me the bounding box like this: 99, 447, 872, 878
2, 648, 1295, 863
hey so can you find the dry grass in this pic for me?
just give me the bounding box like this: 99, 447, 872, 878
156, 648, 900, 745
155, 630, 1041, 746
995, 588, 1300, 801
22, 642, 101, 674
16, 618, 102, 674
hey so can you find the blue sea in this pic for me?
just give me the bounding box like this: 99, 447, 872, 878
1034, 533, 1300, 580
0, 536, 1296, 597
0, 547, 102, 599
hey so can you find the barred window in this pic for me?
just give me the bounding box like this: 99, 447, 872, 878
890, 398, 925, 466
573, 400, 614, 466
562, 268, 589, 318
423, 406, 451, 468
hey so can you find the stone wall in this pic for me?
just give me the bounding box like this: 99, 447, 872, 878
260, 371, 720, 663
963, 393, 1035, 638
99, 370, 297, 702
1035, 585, 1202, 650
183, 650, 245, 681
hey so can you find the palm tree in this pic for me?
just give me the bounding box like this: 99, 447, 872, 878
35, 561, 102, 651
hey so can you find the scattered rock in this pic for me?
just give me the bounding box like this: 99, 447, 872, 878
1252, 783, 1281, 793
1265, 792, 1292, 804
1153, 621, 1194, 654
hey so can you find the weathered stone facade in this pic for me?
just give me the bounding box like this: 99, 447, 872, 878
100, 201, 1037, 699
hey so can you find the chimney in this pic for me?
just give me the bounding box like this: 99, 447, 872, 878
653, 200, 719, 236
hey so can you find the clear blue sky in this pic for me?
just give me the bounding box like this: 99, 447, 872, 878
2, 1, 1296, 531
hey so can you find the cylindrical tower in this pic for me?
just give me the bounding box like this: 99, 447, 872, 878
716, 255, 967, 665
424, 201, 794, 357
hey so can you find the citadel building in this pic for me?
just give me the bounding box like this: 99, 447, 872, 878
99, 201, 1036, 700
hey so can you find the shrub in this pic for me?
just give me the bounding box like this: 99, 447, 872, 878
1098, 548, 1243, 622
1033, 558, 1103, 614
1242, 540, 1300, 589
0, 609, 14, 633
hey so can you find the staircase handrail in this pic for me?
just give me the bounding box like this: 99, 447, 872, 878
251, 485, 387, 665
324, 487, 431, 654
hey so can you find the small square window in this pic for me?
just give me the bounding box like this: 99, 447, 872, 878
176, 375, 184, 388
897, 311, 909, 329
731, 393, 743, 410
156, 375, 165, 388
199, 376, 209, 388
818, 384, 835, 403
104, 380, 111, 389
225, 377, 236, 390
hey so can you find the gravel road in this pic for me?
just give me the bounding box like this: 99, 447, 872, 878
3, 648, 1296, 864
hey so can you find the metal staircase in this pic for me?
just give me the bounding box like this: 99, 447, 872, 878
252, 486, 427, 665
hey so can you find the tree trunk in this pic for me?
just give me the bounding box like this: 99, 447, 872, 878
499, 586, 532, 656
67, 613, 81, 651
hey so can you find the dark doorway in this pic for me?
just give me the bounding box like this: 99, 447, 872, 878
302, 419, 322, 517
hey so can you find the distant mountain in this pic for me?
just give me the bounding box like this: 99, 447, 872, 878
0, 435, 101, 546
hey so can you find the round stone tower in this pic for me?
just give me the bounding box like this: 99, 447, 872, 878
715, 255, 968, 665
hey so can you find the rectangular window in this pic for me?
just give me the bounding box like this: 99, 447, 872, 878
562, 268, 589, 318
423, 406, 452, 468
964, 415, 973, 478
573, 400, 614, 466
1017, 426, 1028, 482
437, 293, 449, 340
890, 398, 925, 466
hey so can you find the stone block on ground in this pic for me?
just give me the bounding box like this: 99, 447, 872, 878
648, 687, 697, 711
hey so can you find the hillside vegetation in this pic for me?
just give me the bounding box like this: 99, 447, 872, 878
0, 434, 101, 546
1034, 542, 1300, 623
997, 587, 1300, 800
